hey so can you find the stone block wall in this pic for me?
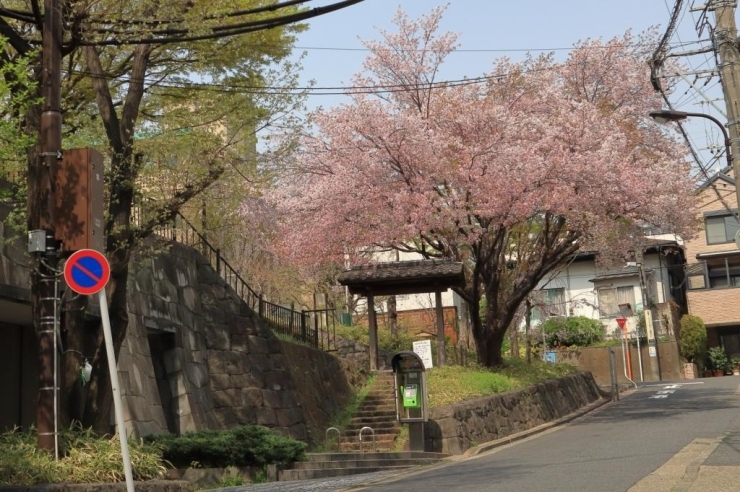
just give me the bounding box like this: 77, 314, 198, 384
119, 241, 307, 441
279, 340, 368, 444
424, 372, 601, 455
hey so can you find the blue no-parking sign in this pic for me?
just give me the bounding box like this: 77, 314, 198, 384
64, 249, 110, 295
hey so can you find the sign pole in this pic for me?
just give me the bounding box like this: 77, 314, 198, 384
63, 249, 132, 491
98, 290, 135, 492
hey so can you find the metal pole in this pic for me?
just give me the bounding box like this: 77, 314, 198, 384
98, 291, 135, 492
635, 321, 644, 382
609, 348, 619, 401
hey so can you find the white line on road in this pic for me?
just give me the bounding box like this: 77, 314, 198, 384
650, 394, 669, 399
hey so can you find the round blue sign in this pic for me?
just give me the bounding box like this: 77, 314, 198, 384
64, 249, 110, 295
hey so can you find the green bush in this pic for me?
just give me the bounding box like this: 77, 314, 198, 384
541, 316, 606, 347
335, 324, 415, 353
0, 425, 167, 486
707, 346, 730, 372
678, 315, 707, 363
144, 425, 306, 469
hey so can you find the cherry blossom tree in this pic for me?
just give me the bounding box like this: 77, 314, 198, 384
268, 7, 698, 367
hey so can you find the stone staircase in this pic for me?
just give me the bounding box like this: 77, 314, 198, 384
340, 371, 400, 452
275, 372, 450, 481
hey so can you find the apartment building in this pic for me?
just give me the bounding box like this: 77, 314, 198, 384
684, 169, 740, 356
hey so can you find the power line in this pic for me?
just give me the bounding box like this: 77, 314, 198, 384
63, 48, 652, 97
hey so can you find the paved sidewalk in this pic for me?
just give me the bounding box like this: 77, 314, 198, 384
629, 431, 740, 492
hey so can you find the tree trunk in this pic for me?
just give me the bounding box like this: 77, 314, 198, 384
388, 295, 398, 339
476, 326, 506, 367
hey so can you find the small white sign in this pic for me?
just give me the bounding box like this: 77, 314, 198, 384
649, 346, 657, 357
412, 340, 433, 369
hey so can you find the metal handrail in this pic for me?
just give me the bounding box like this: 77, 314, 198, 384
161, 212, 319, 348
358, 426, 376, 453
325, 427, 340, 450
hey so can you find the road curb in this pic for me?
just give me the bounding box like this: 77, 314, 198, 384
463, 396, 614, 457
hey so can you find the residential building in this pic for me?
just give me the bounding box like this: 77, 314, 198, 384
530, 240, 687, 338
684, 169, 740, 357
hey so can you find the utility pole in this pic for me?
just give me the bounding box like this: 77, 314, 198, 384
34, 0, 62, 452
712, 0, 740, 188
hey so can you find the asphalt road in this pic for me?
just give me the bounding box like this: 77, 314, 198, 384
353, 376, 740, 492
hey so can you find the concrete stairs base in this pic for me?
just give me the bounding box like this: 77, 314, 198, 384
277, 451, 450, 481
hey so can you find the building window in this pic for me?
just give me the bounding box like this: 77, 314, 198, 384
597, 286, 636, 318
707, 257, 740, 288
705, 213, 740, 245
531, 288, 566, 322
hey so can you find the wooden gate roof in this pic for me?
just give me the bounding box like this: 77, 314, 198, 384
337, 259, 465, 296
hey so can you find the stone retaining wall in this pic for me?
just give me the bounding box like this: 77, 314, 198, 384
279, 340, 368, 445
424, 372, 602, 454
0, 481, 191, 492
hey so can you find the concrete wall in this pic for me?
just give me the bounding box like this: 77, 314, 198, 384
553, 340, 683, 386
424, 372, 601, 455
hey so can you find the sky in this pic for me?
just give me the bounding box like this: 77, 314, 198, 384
285, 0, 730, 176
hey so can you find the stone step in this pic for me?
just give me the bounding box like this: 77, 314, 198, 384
344, 422, 399, 432
339, 442, 396, 452
362, 394, 395, 402
355, 404, 396, 412
349, 415, 400, 425
290, 458, 440, 470
342, 428, 399, 438
278, 465, 412, 481
304, 452, 450, 462
352, 405, 396, 419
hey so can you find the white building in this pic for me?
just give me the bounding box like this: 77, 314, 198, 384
529, 239, 687, 337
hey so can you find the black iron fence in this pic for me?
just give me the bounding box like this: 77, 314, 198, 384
153, 212, 323, 349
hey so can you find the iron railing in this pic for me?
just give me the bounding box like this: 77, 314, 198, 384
153, 212, 322, 349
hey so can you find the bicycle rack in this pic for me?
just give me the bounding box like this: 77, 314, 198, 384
325, 427, 340, 450
359, 426, 376, 452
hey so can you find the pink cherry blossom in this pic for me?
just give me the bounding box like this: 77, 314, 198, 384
267, 7, 698, 366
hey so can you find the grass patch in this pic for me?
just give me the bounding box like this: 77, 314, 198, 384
427, 359, 580, 408
0, 425, 167, 486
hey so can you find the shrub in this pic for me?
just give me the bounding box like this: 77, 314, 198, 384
541, 316, 606, 347
145, 425, 306, 469
0, 425, 167, 486
707, 346, 730, 372
678, 315, 707, 363
335, 324, 415, 353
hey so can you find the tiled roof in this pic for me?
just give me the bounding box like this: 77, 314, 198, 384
337, 259, 464, 285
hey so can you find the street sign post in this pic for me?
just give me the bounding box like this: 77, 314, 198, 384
63, 250, 133, 492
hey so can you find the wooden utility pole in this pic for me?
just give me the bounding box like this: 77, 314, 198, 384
712, 0, 740, 189
35, 0, 63, 452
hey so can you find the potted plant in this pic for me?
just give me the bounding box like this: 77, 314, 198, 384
732, 357, 740, 376
707, 347, 730, 377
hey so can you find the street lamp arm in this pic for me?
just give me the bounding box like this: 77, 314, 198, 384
649, 109, 733, 167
